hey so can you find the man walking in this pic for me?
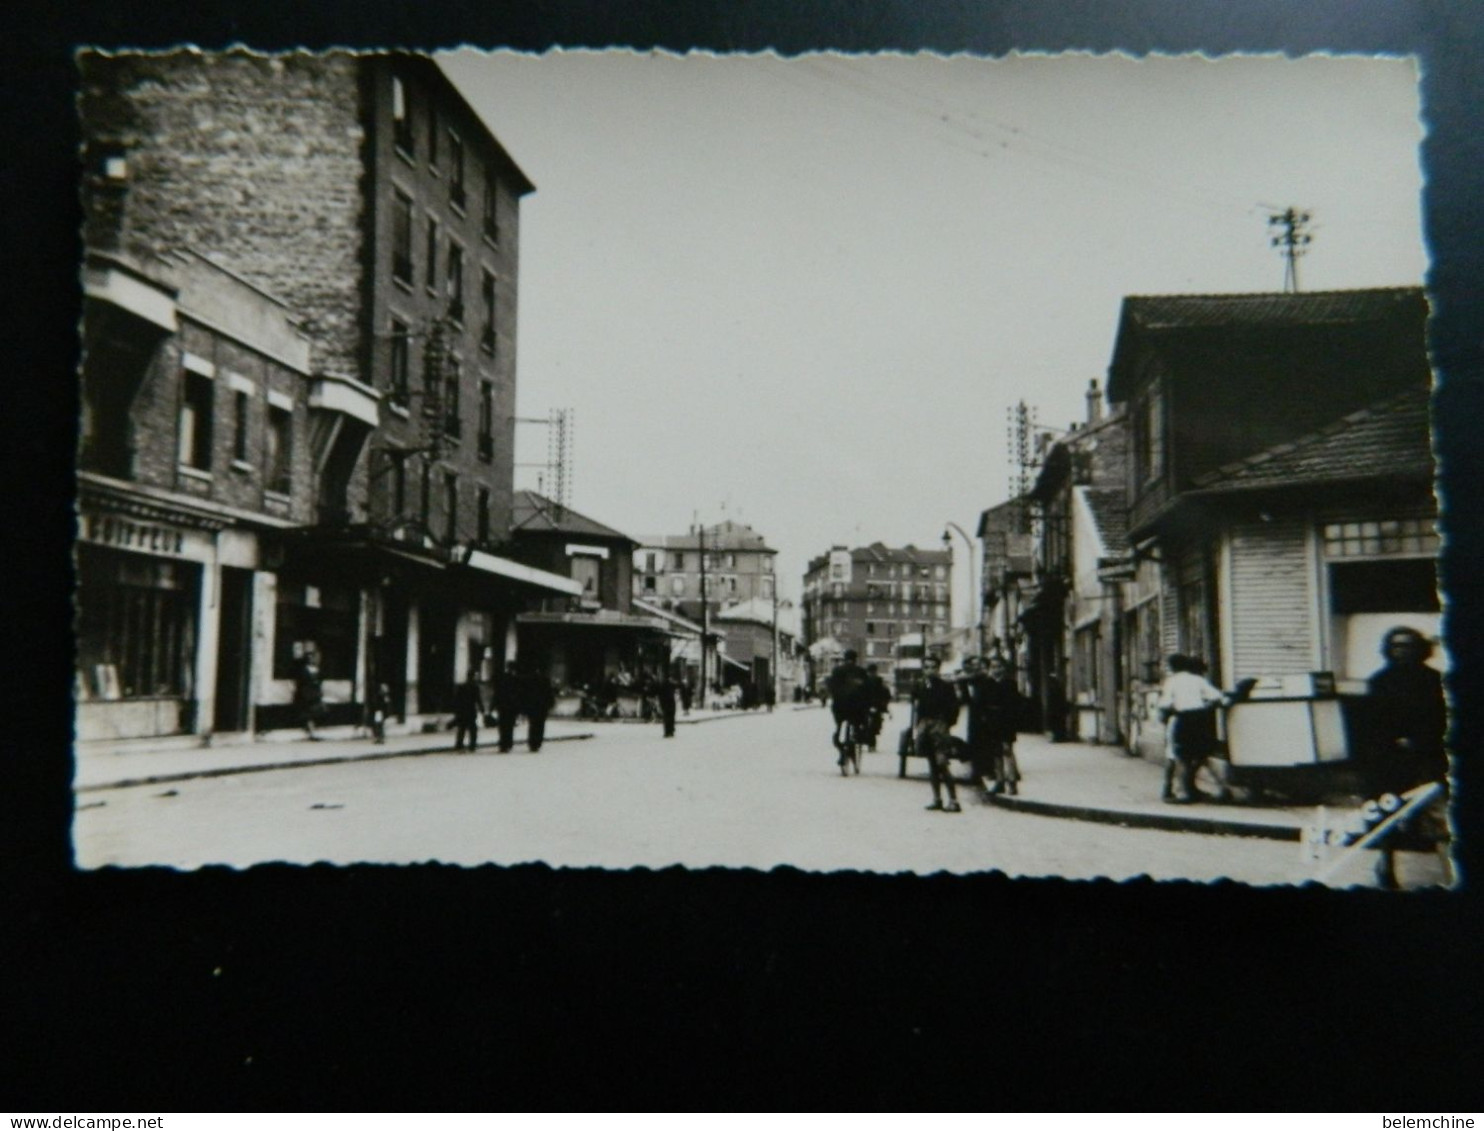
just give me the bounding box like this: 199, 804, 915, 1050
452, 668, 485, 752
656, 670, 679, 738
1156, 653, 1233, 803
914, 655, 962, 813
520, 663, 556, 752
492, 661, 521, 752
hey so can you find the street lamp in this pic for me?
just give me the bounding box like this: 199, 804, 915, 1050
943, 522, 982, 658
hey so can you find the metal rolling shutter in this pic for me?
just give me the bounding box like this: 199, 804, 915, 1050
1229, 519, 1314, 678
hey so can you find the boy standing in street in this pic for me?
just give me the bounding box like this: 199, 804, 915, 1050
914, 655, 963, 813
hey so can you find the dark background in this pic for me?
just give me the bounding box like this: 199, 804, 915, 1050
7, 1, 1483, 1110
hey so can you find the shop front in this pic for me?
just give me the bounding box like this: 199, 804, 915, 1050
74, 484, 266, 742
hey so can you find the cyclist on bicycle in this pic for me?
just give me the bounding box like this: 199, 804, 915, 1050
863, 664, 893, 752
826, 650, 872, 767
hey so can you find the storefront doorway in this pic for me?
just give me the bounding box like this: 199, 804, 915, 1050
212, 566, 254, 733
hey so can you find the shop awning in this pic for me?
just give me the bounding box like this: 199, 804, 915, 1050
463, 548, 582, 597
517, 609, 671, 633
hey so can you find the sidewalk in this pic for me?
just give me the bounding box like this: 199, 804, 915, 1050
979, 732, 1325, 842
72, 706, 771, 792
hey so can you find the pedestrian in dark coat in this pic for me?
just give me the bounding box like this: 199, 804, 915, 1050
293, 652, 325, 741
452, 668, 485, 752
521, 665, 556, 752
863, 664, 892, 751
656, 672, 679, 738
491, 662, 521, 752
1364, 626, 1448, 889
961, 655, 1024, 796
913, 656, 962, 813
367, 681, 390, 745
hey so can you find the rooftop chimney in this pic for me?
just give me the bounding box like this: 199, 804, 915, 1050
1086, 378, 1103, 425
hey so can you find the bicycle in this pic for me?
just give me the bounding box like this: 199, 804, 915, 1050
835, 716, 864, 776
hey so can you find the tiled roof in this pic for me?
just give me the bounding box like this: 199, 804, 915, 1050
1081, 487, 1129, 554
510, 490, 635, 543
1118, 287, 1423, 332
855, 541, 952, 564
1107, 287, 1426, 401
1190, 385, 1433, 493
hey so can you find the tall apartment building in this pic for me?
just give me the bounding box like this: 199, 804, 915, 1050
77, 50, 578, 736
801, 543, 952, 682
631, 520, 778, 622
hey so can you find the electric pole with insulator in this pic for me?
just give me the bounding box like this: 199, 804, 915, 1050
1269, 207, 1313, 293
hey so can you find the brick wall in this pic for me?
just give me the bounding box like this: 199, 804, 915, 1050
80, 51, 369, 377
80, 50, 527, 542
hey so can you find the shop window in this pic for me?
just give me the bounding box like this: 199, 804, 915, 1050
571, 555, 601, 603
1323, 518, 1438, 559
1074, 624, 1100, 698
178, 371, 213, 471
1329, 559, 1440, 615
266, 405, 292, 495
76, 546, 197, 700
274, 581, 358, 681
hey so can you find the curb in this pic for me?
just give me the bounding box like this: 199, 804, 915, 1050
676, 711, 770, 726
985, 793, 1303, 842
75, 732, 596, 793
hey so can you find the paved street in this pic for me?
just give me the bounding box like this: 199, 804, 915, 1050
75, 707, 1323, 883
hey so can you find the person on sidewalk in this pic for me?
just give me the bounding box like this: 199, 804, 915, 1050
656, 671, 679, 738
1362, 626, 1449, 889
452, 669, 486, 752
961, 655, 1024, 799
1156, 653, 1233, 804
520, 664, 556, 752
367, 681, 390, 745
914, 655, 963, 813
293, 651, 326, 742
492, 661, 521, 753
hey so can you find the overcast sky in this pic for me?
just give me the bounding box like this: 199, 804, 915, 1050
439, 49, 1426, 621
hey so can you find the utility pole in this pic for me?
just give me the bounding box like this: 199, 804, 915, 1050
771, 584, 780, 709
1269, 207, 1313, 293
698, 520, 709, 697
